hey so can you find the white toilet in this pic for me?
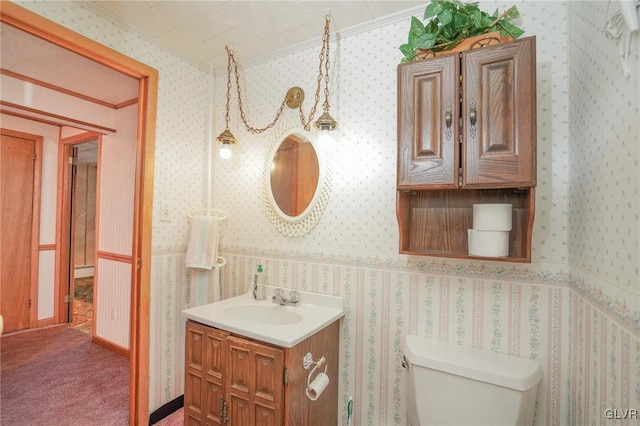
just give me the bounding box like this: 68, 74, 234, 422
403, 335, 541, 426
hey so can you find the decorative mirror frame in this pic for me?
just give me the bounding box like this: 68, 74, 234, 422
263, 119, 332, 237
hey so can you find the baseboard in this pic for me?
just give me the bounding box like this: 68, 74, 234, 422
37, 317, 55, 328
92, 335, 129, 358
149, 395, 184, 425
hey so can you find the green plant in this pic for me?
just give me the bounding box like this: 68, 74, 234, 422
399, 0, 524, 63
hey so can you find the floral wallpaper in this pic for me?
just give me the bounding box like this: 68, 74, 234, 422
567, 1, 640, 424
15, 1, 640, 424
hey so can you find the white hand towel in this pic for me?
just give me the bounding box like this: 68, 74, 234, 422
189, 266, 221, 307
185, 216, 219, 270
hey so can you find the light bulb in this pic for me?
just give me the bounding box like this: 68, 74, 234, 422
318, 129, 333, 144
219, 143, 232, 159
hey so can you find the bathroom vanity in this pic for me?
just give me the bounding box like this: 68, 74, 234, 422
182, 287, 344, 425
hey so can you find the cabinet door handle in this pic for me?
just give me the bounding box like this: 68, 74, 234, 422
220, 396, 229, 423
445, 104, 452, 141
469, 101, 477, 126
469, 100, 477, 138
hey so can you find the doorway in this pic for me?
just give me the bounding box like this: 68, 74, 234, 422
68, 139, 98, 334
1, 3, 158, 423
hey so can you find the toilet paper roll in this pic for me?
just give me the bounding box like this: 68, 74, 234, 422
306, 372, 329, 401
468, 229, 510, 257
473, 204, 512, 231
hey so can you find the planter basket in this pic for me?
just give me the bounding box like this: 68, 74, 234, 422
416, 31, 513, 60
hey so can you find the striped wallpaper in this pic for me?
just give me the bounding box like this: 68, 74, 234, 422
150, 250, 640, 425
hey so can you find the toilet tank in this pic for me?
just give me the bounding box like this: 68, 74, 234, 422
404, 335, 541, 426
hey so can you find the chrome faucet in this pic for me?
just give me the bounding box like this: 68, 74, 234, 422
272, 288, 300, 307
272, 288, 288, 306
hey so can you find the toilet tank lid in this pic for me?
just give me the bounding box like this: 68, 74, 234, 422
404, 335, 541, 391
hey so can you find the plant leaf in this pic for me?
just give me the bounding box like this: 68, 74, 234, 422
438, 9, 453, 26
494, 20, 524, 39
470, 9, 482, 27
503, 5, 520, 22
410, 16, 426, 38
399, 43, 416, 61
424, 3, 442, 20
414, 33, 437, 49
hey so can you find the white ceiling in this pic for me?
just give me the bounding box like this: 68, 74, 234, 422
84, 0, 424, 71
1, 1, 423, 107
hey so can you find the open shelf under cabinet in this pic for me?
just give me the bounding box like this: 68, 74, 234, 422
396, 188, 535, 262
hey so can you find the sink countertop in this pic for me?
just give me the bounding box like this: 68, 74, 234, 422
182, 285, 345, 348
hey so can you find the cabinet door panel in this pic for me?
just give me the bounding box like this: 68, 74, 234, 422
225, 336, 284, 425
398, 54, 459, 188
228, 343, 251, 394
229, 394, 251, 425
186, 325, 205, 372
186, 412, 203, 426
463, 37, 536, 187
186, 372, 203, 415
204, 378, 224, 424
255, 403, 278, 426
205, 331, 226, 378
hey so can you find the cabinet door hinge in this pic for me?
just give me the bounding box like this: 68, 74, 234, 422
283, 367, 289, 387
137, 258, 142, 269
28, 298, 32, 308
65, 294, 72, 303
68, 156, 77, 165
33, 152, 37, 161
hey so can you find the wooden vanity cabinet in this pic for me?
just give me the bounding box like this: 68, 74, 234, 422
396, 36, 537, 262
184, 320, 340, 426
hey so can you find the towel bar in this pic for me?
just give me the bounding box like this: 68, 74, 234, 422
215, 256, 227, 268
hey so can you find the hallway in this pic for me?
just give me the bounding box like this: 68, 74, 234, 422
0, 325, 129, 425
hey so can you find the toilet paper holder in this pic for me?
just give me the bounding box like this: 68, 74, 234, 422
303, 352, 328, 398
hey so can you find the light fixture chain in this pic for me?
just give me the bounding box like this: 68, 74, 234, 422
229, 48, 287, 134
322, 16, 331, 112
224, 48, 232, 128
219, 14, 334, 138
304, 15, 332, 129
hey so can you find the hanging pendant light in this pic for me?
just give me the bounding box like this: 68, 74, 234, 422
215, 12, 338, 157
217, 46, 237, 159
313, 13, 338, 144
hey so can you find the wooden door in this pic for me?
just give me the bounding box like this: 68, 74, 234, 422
397, 54, 459, 189
462, 36, 537, 187
0, 132, 38, 333
225, 335, 284, 426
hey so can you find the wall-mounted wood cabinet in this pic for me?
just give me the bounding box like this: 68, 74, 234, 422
396, 37, 537, 262
184, 320, 340, 425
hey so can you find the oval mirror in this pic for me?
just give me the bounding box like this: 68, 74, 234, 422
270, 133, 319, 217
263, 121, 332, 237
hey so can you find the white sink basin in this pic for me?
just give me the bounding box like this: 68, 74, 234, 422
224, 304, 303, 325
182, 285, 344, 347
